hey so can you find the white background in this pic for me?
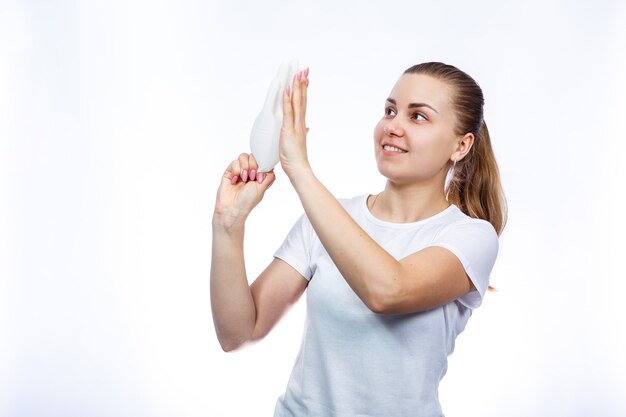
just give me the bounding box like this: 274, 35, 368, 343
1, 0, 625, 416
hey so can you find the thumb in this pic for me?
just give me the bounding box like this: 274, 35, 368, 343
258, 170, 276, 191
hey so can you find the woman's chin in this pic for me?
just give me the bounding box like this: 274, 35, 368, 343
376, 166, 409, 185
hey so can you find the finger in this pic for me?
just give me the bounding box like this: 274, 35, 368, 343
292, 71, 303, 130
256, 168, 274, 184
259, 170, 276, 190
300, 69, 308, 128
238, 153, 250, 182
293, 70, 307, 134
282, 81, 294, 132
266, 171, 276, 189
223, 158, 242, 183
248, 153, 258, 181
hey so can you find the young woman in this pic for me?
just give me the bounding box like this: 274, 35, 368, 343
211, 62, 507, 417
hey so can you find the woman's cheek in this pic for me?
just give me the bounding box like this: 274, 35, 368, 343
373, 122, 384, 143
372, 124, 384, 156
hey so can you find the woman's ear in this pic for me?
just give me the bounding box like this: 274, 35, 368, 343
451, 132, 475, 162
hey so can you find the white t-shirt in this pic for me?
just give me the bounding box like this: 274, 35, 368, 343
272, 194, 499, 417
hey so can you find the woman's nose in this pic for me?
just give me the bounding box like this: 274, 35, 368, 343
383, 121, 403, 136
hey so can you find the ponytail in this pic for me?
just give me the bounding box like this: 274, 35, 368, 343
446, 121, 507, 236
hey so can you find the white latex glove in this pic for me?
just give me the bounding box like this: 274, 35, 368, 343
250, 60, 299, 172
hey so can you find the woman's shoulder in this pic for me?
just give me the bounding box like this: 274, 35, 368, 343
336, 194, 368, 212
437, 206, 499, 243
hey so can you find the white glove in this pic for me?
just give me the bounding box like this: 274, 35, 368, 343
250, 60, 299, 172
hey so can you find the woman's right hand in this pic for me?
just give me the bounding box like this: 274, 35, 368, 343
213, 153, 276, 229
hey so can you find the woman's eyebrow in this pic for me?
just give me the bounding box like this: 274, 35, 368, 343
386, 98, 439, 114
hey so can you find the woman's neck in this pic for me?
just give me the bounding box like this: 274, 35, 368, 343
369, 181, 450, 223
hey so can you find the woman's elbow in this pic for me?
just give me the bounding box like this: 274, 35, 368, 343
363, 282, 404, 314
366, 300, 388, 314
218, 338, 244, 352
218, 327, 267, 352
216, 330, 252, 352
366, 295, 400, 315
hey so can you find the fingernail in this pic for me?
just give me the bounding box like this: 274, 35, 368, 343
257, 172, 265, 183
305, 67, 309, 77
241, 169, 248, 182
286, 85, 290, 96
231, 175, 238, 184
250, 169, 256, 181
298, 71, 302, 81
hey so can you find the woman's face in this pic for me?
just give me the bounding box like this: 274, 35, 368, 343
373, 73, 460, 186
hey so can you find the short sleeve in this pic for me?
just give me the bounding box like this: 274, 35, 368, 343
430, 219, 499, 309
273, 214, 314, 281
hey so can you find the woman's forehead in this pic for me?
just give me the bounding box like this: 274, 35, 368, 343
389, 74, 454, 111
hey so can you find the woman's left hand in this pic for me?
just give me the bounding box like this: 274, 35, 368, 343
279, 68, 311, 179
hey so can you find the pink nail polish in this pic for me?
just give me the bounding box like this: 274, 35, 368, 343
258, 172, 265, 183
242, 169, 248, 182
286, 85, 290, 96
297, 71, 302, 81
250, 169, 256, 181
231, 175, 238, 184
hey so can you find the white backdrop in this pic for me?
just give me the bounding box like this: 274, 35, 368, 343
1, 0, 625, 416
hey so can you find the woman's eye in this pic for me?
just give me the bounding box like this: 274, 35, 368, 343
385, 107, 396, 117
412, 112, 427, 121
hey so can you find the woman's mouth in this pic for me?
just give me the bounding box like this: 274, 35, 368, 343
382, 144, 408, 153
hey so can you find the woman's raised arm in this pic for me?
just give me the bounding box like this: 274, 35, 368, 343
210, 154, 306, 352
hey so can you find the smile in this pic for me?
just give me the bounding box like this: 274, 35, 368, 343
382, 145, 408, 153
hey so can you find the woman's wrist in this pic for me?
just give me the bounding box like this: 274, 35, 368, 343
212, 209, 246, 235
286, 163, 315, 190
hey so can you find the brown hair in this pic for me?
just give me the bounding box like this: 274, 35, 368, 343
404, 62, 507, 236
